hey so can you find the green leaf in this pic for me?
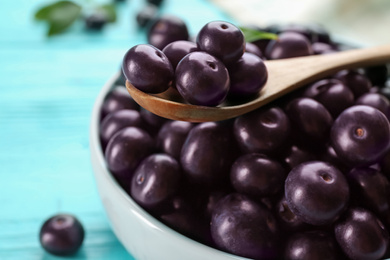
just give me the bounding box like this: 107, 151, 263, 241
239, 27, 278, 42
98, 4, 117, 23
34, 1, 82, 36
35, 4, 55, 21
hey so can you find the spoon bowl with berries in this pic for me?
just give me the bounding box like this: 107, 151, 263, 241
123, 21, 390, 122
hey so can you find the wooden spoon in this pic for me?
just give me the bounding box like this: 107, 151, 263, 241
126, 44, 390, 122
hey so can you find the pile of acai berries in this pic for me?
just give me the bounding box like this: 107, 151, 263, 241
101, 17, 390, 260
122, 19, 268, 106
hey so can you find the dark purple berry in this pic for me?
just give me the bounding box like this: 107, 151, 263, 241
245, 42, 263, 58
284, 231, 341, 260
210, 193, 279, 259
39, 214, 84, 256
330, 105, 390, 167
196, 21, 245, 64
162, 40, 197, 69
180, 121, 239, 187
334, 70, 372, 98
147, 15, 189, 50
230, 153, 286, 197
101, 86, 139, 120
355, 92, 390, 119
175, 52, 230, 106
265, 32, 313, 59
157, 120, 193, 160
285, 161, 349, 225
227, 52, 268, 98
122, 44, 174, 93
285, 97, 333, 144
303, 79, 354, 118
99, 109, 143, 149
347, 167, 390, 215
105, 127, 154, 180
234, 106, 291, 154
334, 207, 389, 260
131, 154, 181, 210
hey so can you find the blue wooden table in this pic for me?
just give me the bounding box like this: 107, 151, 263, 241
0, 0, 231, 259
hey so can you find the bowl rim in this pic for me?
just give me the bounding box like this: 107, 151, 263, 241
89, 72, 249, 260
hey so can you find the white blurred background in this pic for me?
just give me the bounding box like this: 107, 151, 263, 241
212, 0, 390, 46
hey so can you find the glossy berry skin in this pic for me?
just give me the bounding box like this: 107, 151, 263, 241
39, 214, 84, 256
99, 109, 143, 149
355, 92, 390, 119
334, 70, 372, 98
303, 79, 354, 118
233, 106, 291, 154
157, 121, 193, 160
285, 161, 349, 225
334, 207, 389, 260
230, 153, 286, 197
210, 193, 278, 259
175, 52, 230, 106
180, 121, 239, 187
347, 167, 390, 215
136, 4, 158, 28
101, 86, 139, 120
162, 40, 197, 69
245, 42, 263, 58
122, 44, 174, 94
147, 16, 189, 50
265, 32, 313, 60
196, 21, 245, 64
284, 231, 341, 260
131, 154, 181, 210
105, 127, 154, 180
285, 98, 333, 143
227, 53, 268, 98
330, 105, 390, 167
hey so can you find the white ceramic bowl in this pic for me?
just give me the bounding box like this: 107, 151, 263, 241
90, 72, 249, 260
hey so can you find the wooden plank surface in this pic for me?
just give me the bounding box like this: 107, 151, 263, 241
0, 0, 231, 259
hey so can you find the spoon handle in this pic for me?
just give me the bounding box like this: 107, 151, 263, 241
249, 44, 390, 109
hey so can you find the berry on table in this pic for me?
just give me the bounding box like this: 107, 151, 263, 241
39, 214, 84, 256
